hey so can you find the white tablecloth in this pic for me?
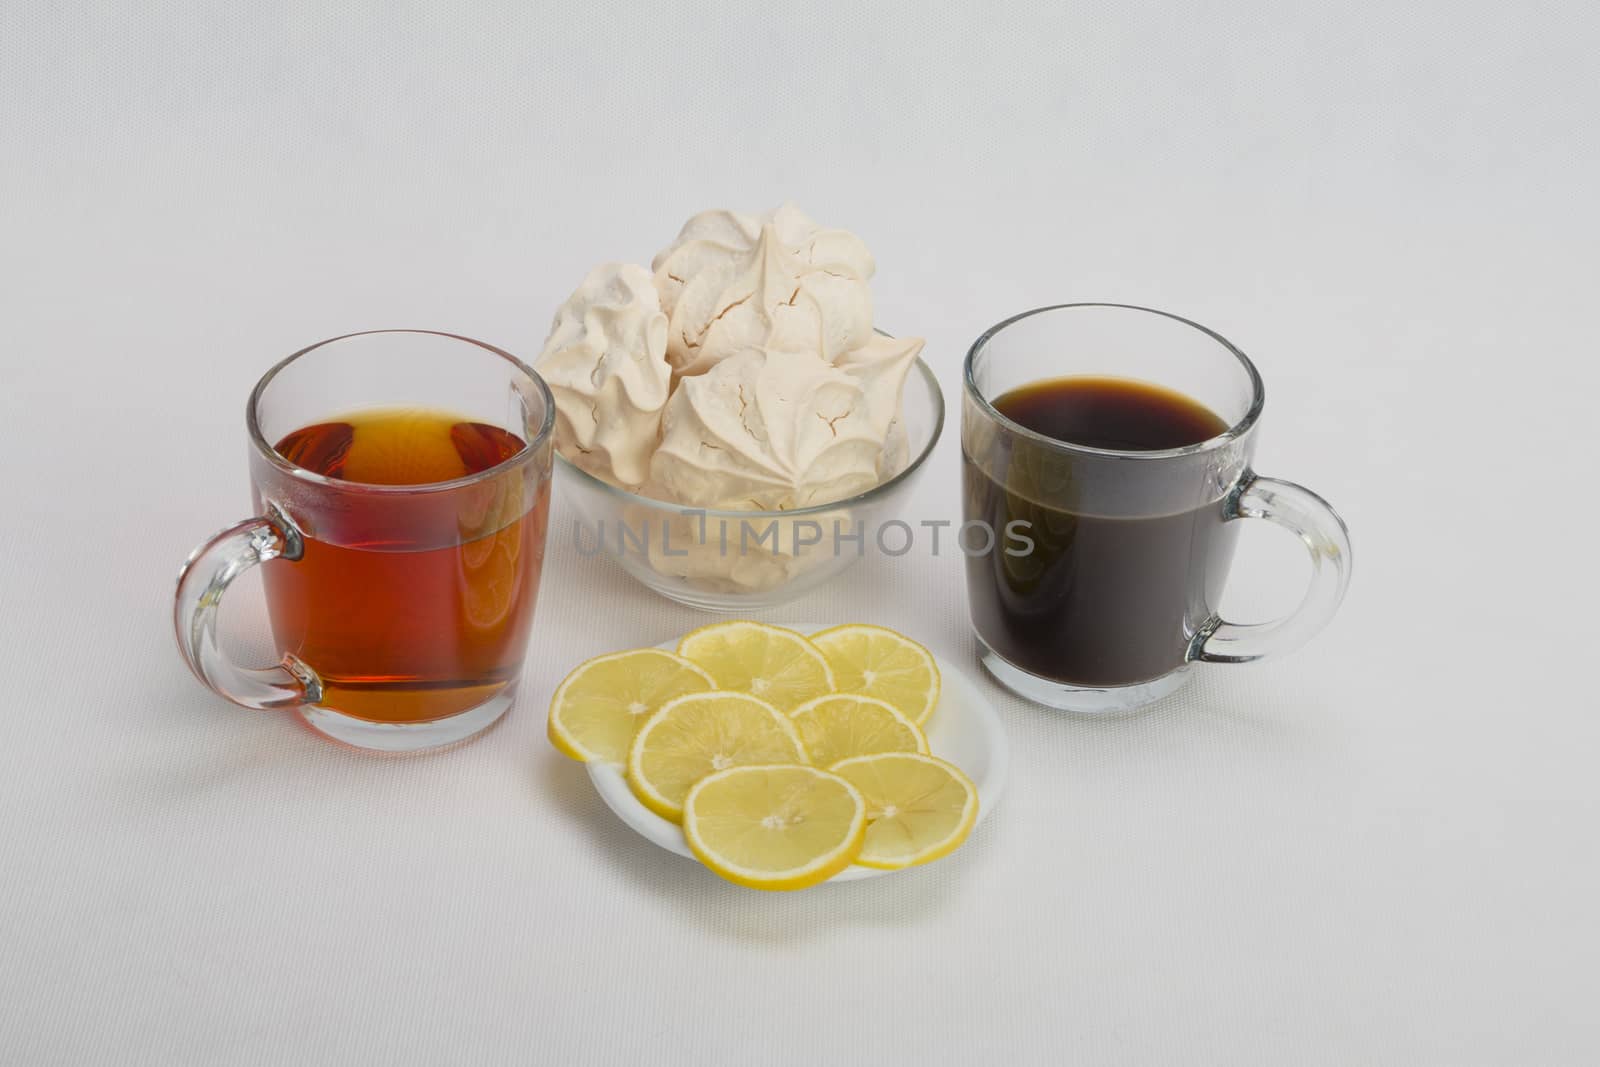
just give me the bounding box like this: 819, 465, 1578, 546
3, 3, 1596, 1064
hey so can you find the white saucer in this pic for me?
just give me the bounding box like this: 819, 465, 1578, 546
587, 625, 1009, 882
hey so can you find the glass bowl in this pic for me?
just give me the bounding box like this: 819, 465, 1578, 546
555, 354, 945, 611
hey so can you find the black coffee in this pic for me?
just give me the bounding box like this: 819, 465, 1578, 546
962, 376, 1238, 686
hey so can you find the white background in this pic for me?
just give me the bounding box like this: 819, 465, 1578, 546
3, 3, 1597, 1064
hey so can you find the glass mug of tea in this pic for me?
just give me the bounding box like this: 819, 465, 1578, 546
962, 304, 1352, 713
174, 330, 555, 751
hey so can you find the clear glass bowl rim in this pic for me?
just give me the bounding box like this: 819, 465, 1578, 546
554, 353, 946, 520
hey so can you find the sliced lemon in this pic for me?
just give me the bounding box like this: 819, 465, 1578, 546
828, 753, 978, 870
547, 649, 715, 763
675, 620, 835, 712
626, 692, 806, 821
809, 623, 940, 725
683, 764, 866, 890
462, 524, 522, 630
789, 693, 928, 768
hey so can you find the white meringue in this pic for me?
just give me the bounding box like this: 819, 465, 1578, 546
766, 202, 877, 278
832, 333, 924, 440
651, 203, 875, 376
646, 345, 886, 510
834, 333, 924, 483
533, 262, 670, 489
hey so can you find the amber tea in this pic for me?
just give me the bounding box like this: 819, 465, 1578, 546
263, 408, 549, 723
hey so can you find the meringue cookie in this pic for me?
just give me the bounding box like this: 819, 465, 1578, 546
833, 333, 924, 483
646, 345, 885, 510
651, 203, 875, 376
533, 262, 670, 489
766, 202, 877, 278
832, 333, 924, 440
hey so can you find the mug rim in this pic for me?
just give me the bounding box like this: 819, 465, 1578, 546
962, 303, 1266, 460
246, 329, 557, 495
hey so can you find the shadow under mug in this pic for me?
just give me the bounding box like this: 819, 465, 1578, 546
174, 330, 556, 752
961, 304, 1352, 714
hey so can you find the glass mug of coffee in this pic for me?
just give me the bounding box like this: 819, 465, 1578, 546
962, 304, 1351, 713
174, 330, 555, 751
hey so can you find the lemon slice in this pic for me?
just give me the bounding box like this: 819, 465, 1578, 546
547, 649, 715, 763
789, 693, 928, 768
683, 764, 866, 890
626, 692, 806, 821
462, 524, 522, 630
828, 753, 978, 869
809, 624, 940, 725
675, 621, 835, 712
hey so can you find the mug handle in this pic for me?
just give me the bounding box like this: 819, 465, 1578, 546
1193, 473, 1353, 664
173, 506, 322, 709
